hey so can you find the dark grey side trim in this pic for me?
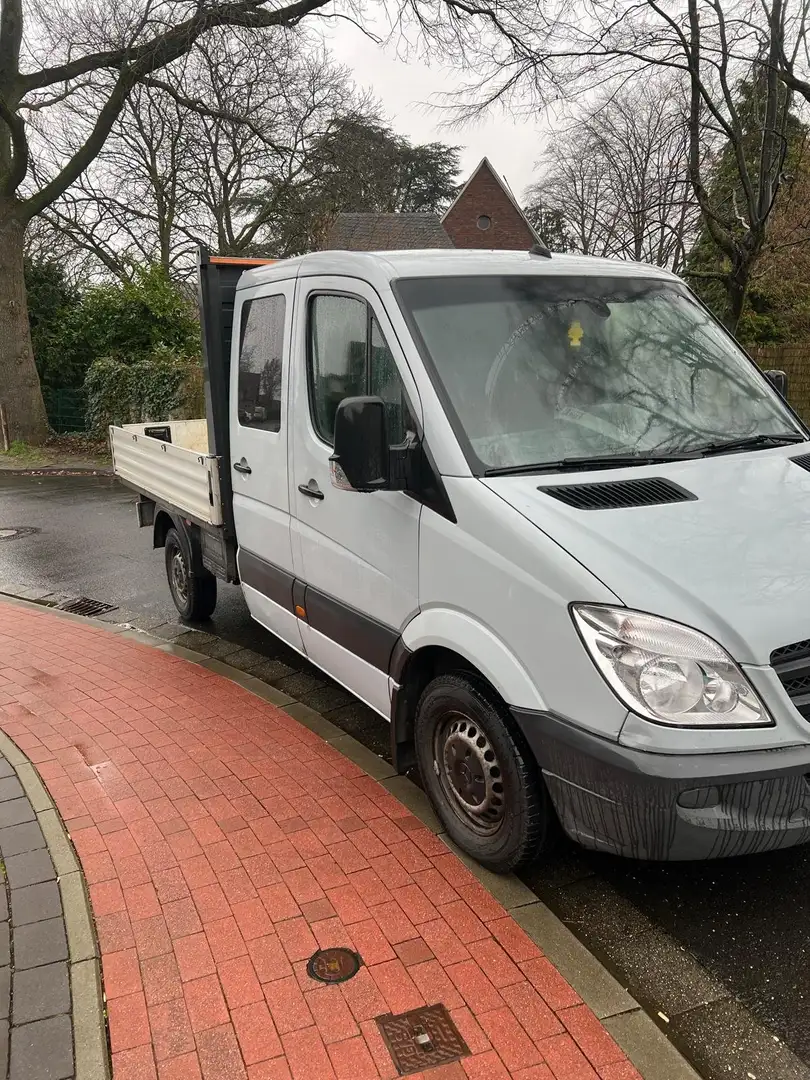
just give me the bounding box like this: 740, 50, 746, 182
305, 586, 399, 673
238, 550, 295, 611
236, 550, 401, 675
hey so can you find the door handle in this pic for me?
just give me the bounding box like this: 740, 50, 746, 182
233, 458, 252, 475
298, 480, 324, 501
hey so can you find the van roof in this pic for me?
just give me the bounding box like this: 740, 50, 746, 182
237, 248, 680, 290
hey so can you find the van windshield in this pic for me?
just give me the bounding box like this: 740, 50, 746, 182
394, 274, 802, 473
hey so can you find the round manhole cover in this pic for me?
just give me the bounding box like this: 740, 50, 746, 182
0, 527, 38, 542
306, 948, 362, 984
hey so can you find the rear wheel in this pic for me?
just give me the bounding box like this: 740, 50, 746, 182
415, 672, 551, 873
164, 527, 217, 621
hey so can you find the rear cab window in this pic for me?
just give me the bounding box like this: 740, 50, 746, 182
238, 294, 286, 431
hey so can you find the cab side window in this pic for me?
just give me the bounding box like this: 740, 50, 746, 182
238, 295, 286, 431
309, 296, 367, 444
309, 295, 415, 446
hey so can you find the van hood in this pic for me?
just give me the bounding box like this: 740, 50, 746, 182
484, 445, 810, 665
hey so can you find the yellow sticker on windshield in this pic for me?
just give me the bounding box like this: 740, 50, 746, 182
568, 320, 583, 348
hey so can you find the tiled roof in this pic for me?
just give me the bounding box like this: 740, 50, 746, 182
321, 212, 454, 251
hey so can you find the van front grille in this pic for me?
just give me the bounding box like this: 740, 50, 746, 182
771, 639, 810, 720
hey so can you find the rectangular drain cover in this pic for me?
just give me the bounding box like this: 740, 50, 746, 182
376, 1003, 470, 1076
56, 597, 118, 618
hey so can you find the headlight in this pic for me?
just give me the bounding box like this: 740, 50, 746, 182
571, 605, 771, 727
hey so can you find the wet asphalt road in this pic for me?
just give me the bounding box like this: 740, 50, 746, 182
2, 473, 810, 1075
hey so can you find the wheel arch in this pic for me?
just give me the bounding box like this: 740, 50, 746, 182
153, 509, 174, 550
390, 609, 546, 773
154, 511, 205, 575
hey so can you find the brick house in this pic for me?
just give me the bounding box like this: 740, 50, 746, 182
441, 158, 539, 250
320, 158, 539, 252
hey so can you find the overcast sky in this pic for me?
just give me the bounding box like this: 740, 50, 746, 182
322, 19, 545, 202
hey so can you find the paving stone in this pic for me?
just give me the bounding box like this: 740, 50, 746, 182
0, 822, 45, 858
0, 1019, 7, 1078
0, 778, 24, 804
13, 962, 70, 1024
0, 759, 13, 779
0, 799, 34, 829
0, 891, 8, 923
0, 967, 9, 1019
5, 849, 55, 890
14, 918, 68, 970
10, 1013, 73, 1079
11, 881, 61, 926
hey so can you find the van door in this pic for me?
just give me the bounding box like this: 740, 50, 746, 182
230, 279, 303, 652
290, 277, 421, 717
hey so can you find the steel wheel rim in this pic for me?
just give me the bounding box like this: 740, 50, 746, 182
170, 546, 188, 604
433, 711, 506, 836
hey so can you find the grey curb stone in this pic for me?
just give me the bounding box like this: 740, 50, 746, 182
281, 701, 345, 740
59, 872, 98, 965
326, 734, 398, 781
510, 900, 637, 1019
0, 589, 792, 1080
605, 1009, 703, 1080
15, 763, 53, 815
38, 811, 79, 878
72, 960, 110, 1080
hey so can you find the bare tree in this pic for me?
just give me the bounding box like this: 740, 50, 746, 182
452, 0, 797, 330
526, 76, 700, 269
1, 0, 375, 441
42, 33, 373, 278
3, 0, 539, 442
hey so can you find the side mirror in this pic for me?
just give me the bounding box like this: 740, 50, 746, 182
330, 396, 389, 493
766, 369, 789, 397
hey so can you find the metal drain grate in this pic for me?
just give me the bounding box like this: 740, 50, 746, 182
376, 1003, 470, 1076
56, 597, 118, 618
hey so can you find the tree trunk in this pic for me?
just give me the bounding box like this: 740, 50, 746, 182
0, 202, 49, 445
723, 270, 748, 336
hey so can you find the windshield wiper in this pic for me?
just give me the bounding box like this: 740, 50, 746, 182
695, 433, 805, 457
484, 450, 701, 477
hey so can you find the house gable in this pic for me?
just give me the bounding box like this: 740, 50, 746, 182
442, 158, 538, 251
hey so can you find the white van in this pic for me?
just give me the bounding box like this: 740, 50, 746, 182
112, 247, 810, 872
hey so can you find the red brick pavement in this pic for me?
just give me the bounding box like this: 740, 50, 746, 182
0, 603, 644, 1080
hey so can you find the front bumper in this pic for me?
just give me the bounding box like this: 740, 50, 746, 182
512, 708, 810, 860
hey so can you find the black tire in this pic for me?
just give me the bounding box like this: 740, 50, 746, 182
415, 672, 551, 873
164, 527, 217, 621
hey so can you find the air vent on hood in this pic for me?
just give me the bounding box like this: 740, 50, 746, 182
791, 453, 810, 473
539, 477, 694, 510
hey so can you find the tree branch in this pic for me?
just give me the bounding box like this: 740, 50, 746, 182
20, 71, 133, 220
0, 92, 28, 195
140, 75, 288, 152
21, 0, 330, 93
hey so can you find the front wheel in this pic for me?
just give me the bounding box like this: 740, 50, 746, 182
164, 527, 217, 621
415, 673, 551, 873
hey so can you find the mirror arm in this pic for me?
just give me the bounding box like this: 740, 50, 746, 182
388, 433, 420, 493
